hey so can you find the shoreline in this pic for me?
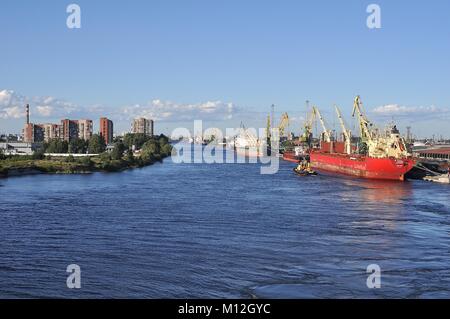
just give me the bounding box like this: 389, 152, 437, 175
0, 156, 170, 179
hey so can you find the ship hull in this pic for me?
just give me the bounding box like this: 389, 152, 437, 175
310, 151, 415, 181
282, 151, 300, 163
234, 146, 265, 158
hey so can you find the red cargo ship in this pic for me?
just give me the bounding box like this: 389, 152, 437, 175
283, 151, 300, 163
303, 96, 416, 181
282, 146, 308, 163
310, 147, 415, 181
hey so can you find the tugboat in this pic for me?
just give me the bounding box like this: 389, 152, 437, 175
293, 159, 318, 176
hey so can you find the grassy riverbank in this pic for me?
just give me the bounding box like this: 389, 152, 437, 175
0, 155, 167, 177
0, 134, 173, 178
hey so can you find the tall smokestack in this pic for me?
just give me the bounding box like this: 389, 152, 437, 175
26, 104, 30, 124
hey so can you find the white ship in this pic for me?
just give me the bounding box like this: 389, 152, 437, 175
230, 127, 267, 158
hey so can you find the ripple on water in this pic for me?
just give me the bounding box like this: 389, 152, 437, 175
1, 153, 450, 298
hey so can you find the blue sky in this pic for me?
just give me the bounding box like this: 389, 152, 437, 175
1, 0, 449, 138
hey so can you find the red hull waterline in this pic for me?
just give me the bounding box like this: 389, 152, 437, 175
282, 151, 301, 163
310, 151, 416, 181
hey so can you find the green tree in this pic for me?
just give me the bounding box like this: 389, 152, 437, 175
158, 134, 169, 146
69, 138, 88, 154
123, 133, 151, 150
160, 143, 173, 157
141, 139, 160, 161
45, 139, 68, 153
124, 149, 134, 163
88, 134, 106, 154
111, 142, 126, 160
0, 148, 6, 160
32, 148, 45, 160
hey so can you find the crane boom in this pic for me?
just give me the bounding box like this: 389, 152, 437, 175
313, 106, 331, 143
334, 105, 352, 154
278, 112, 289, 137
352, 95, 372, 143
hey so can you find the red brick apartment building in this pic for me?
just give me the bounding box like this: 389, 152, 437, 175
99, 117, 114, 145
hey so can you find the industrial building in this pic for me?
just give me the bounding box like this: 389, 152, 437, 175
413, 146, 450, 162
23, 122, 45, 143
0, 142, 40, 155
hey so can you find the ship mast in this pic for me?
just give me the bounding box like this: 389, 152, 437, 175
334, 105, 352, 154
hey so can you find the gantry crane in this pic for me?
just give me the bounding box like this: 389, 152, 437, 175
334, 105, 352, 154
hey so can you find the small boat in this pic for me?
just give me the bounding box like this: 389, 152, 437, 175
293, 159, 317, 176
293, 167, 317, 176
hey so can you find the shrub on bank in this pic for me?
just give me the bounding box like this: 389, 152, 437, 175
65, 155, 75, 163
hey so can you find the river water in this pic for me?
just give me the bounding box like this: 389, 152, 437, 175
1, 145, 450, 298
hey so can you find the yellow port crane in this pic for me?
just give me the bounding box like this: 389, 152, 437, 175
352, 95, 374, 143
266, 115, 271, 141
312, 106, 331, 143
299, 105, 331, 145
334, 105, 352, 154
266, 111, 290, 140
278, 112, 290, 137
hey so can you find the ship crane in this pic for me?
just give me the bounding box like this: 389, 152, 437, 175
334, 105, 352, 154
351, 95, 373, 143
278, 112, 290, 138
265, 110, 289, 142
312, 106, 331, 143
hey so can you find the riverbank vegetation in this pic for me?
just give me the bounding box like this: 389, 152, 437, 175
0, 134, 173, 177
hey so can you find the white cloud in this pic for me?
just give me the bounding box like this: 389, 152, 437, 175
0, 89, 14, 104
1, 88, 239, 130
370, 104, 450, 122
0, 89, 84, 120
0, 89, 26, 119
0, 106, 24, 119
36, 105, 54, 117
120, 100, 236, 122
372, 104, 440, 116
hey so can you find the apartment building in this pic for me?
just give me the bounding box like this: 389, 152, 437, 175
132, 118, 154, 136
99, 117, 114, 144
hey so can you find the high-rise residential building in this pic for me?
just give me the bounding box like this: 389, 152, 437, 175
132, 118, 154, 136
59, 119, 93, 142
21, 104, 94, 144
42, 123, 61, 142
77, 119, 93, 141
100, 117, 114, 144
60, 119, 79, 142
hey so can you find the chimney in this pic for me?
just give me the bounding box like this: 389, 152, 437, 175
26, 104, 30, 124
